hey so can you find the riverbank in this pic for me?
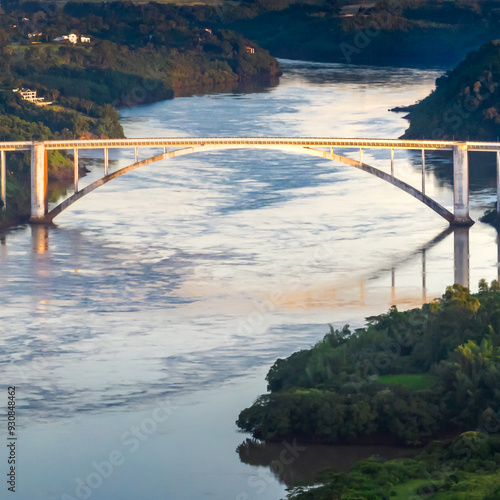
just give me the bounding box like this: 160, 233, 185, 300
237, 282, 500, 497
285, 431, 500, 499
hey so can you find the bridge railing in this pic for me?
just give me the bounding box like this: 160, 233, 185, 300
1, 138, 497, 225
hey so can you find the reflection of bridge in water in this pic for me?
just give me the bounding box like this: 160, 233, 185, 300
3, 137, 500, 226
21, 224, 478, 309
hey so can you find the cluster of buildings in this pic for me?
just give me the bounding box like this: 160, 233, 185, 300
13, 88, 52, 107
53, 34, 91, 44
10, 18, 91, 44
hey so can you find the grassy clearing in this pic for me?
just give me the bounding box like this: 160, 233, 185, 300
390, 479, 441, 500
378, 374, 436, 391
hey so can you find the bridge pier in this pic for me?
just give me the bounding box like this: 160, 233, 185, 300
74, 148, 79, 193
421, 150, 426, 195
452, 144, 474, 226
497, 151, 500, 213
104, 148, 109, 176
29, 142, 48, 223
1, 150, 6, 210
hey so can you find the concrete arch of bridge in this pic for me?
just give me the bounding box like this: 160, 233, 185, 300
44, 144, 455, 223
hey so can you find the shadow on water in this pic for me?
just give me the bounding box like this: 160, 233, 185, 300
278, 60, 443, 89
172, 76, 281, 99
236, 438, 418, 486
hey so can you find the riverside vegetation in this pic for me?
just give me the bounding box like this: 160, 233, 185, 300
0, 0, 280, 227
237, 282, 500, 499
402, 41, 500, 141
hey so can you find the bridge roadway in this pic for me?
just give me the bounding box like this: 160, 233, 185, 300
1, 137, 500, 226
2, 137, 500, 151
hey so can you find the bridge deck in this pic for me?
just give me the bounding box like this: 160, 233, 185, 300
1, 137, 500, 152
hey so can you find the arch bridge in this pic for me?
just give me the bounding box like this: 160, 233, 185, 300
1, 137, 499, 226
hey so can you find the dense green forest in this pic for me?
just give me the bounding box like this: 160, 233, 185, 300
238, 282, 500, 445
237, 282, 500, 498
402, 41, 500, 140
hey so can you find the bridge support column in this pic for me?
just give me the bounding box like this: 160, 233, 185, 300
104, 148, 109, 176
421, 150, 426, 195
1, 150, 6, 211
496, 151, 500, 213
391, 149, 394, 177
74, 148, 79, 193
497, 232, 500, 282
29, 142, 48, 223
135, 147, 138, 163
452, 144, 473, 226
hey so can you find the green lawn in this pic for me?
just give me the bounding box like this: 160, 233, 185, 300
390, 479, 442, 500
378, 374, 436, 391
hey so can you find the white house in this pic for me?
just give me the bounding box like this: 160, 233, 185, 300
53, 33, 90, 44
13, 88, 49, 106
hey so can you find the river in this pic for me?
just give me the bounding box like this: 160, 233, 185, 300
1, 60, 500, 500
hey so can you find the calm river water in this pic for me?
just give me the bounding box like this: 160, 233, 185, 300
2, 60, 500, 500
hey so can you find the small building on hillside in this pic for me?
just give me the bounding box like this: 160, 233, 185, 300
13, 88, 51, 106
245, 46, 255, 54
53, 34, 91, 44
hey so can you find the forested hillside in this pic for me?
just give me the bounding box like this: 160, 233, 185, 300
402, 41, 500, 140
